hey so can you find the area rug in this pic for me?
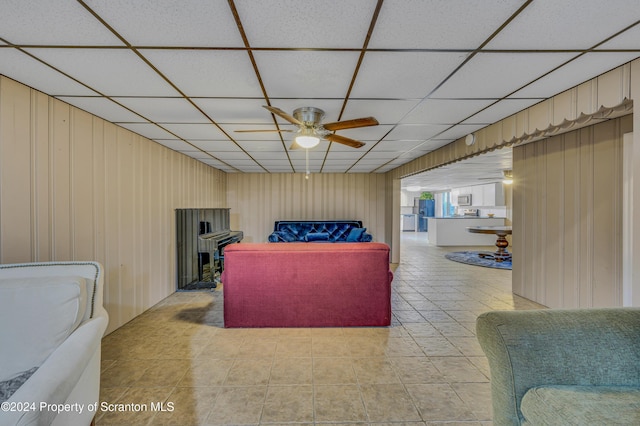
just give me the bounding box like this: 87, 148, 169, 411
445, 251, 512, 270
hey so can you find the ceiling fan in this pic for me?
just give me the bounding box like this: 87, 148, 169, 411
236, 105, 378, 149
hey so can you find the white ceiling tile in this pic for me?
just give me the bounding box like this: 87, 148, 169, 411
349, 165, 383, 173
179, 151, 215, 160
363, 151, 400, 160
288, 149, 331, 161
237, 141, 287, 152
141, 49, 263, 97
189, 140, 242, 151
161, 123, 227, 140
84, 0, 243, 47
4, 1, 638, 178
116, 123, 176, 139
598, 25, 640, 49
510, 52, 640, 99
234, 0, 375, 48
401, 99, 497, 125
339, 124, 394, 141
432, 52, 577, 98
153, 139, 200, 151
24, 48, 177, 96
193, 99, 275, 124
343, 99, 421, 124
265, 167, 296, 173
113, 97, 208, 123
350, 52, 468, 99
436, 124, 487, 141
326, 151, 364, 160
385, 124, 451, 141
253, 51, 360, 98
222, 124, 290, 141
57, 97, 145, 122
266, 100, 345, 123
370, 0, 527, 49
357, 158, 396, 166
229, 165, 265, 172
0, 49, 97, 96
221, 159, 260, 166
463, 99, 542, 124
211, 151, 253, 161
252, 159, 291, 167
0, 0, 123, 45
416, 139, 454, 151
371, 140, 426, 151
247, 152, 289, 161
487, 0, 640, 49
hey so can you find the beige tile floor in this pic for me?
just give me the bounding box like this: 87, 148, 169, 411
97, 233, 544, 425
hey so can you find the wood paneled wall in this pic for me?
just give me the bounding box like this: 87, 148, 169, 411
226, 173, 387, 244
512, 115, 632, 308
0, 77, 227, 333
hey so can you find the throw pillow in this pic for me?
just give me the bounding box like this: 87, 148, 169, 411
305, 232, 330, 242
0, 367, 38, 403
274, 230, 297, 242
347, 227, 366, 242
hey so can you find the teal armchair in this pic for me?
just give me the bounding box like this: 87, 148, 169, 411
476, 309, 640, 425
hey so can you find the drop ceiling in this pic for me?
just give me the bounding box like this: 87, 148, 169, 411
1, 0, 638, 183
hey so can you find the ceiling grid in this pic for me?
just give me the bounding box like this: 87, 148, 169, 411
0, 0, 638, 188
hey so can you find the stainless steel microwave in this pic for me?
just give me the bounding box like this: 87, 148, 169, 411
457, 194, 472, 206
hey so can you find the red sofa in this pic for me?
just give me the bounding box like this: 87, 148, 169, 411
221, 242, 393, 327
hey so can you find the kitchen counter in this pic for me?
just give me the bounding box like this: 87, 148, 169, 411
428, 217, 506, 246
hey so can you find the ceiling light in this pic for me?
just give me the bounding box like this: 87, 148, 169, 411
502, 170, 513, 185
294, 128, 320, 149
406, 186, 421, 192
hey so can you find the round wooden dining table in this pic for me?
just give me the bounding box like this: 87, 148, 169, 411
466, 225, 512, 262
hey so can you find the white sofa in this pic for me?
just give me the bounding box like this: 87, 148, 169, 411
0, 262, 109, 426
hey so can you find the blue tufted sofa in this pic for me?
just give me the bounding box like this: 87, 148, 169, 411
268, 220, 373, 243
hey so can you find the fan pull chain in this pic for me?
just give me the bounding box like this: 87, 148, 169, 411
305, 148, 310, 180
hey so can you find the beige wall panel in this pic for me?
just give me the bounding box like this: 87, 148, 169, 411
561, 132, 580, 308
577, 127, 595, 307
511, 148, 525, 296
553, 90, 575, 125
71, 108, 96, 260
592, 119, 622, 306
484, 123, 502, 147
0, 77, 227, 334
502, 115, 517, 142
543, 139, 565, 307
598, 64, 629, 109
33, 91, 51, 261
227, 173, 387, 245
576, 80, 598, 116
116, 128, 136, 323
528, 99, 552, 134
0, 79, 32, 262
92, 118, 106, 265
50, 99, 72, 260
103, 122, 122, 328
515, 110, 529, 139
513, 116, 628, 308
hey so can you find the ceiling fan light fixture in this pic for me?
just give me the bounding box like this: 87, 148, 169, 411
294, 128, 320, 149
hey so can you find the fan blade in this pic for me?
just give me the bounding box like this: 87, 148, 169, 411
263, 105, 302, 126
323, 116, 378, 131
325, 134, 365, 149
234, 129, 293, 133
